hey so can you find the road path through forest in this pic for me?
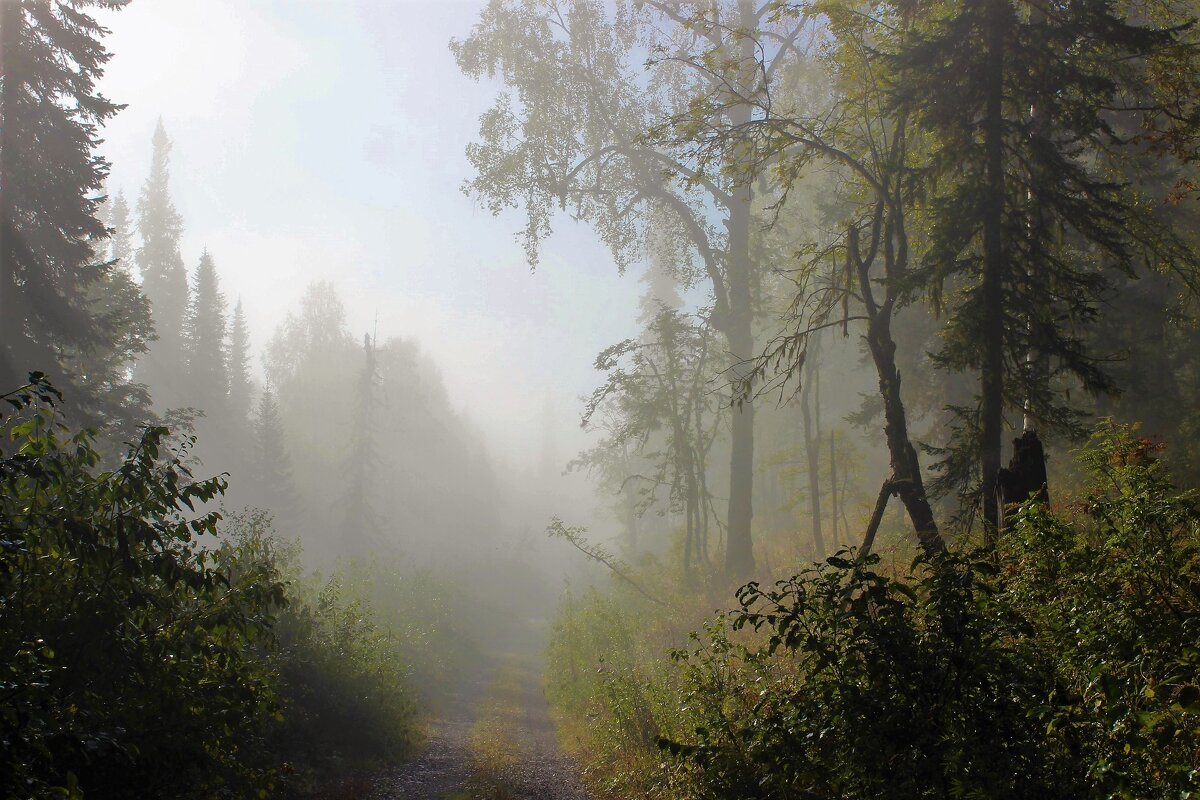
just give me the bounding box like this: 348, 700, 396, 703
372, 640, 590, 800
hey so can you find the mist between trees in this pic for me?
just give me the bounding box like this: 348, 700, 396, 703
3, 0, 1200, 798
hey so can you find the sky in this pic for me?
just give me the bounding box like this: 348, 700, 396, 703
96, 0, 648, 471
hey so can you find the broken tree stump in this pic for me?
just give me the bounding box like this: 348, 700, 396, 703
995, 429, 1049, 532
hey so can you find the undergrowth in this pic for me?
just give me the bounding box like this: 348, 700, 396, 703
546, 421, 1200, 799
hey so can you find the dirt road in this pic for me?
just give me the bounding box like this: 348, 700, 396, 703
371, 653, 590, 800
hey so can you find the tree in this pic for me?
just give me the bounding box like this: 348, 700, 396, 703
890, 0, 1200, 531
252, 386, 296, 515
454, 0, 799, 578
228, 298, 253, 424
62, 187, 154, 443
135, 119, 189, 410
579, 307, 723, 578
107, 189, 135, 265
341, 333, 380, 550
798, 337, 824, 557
0, 0, 137, 405
182, 249, 228, 420
661, 1, 945, 554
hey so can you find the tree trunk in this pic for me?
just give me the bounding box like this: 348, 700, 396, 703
799, 347, 824, 558
854, 219, 943, 556
722, 0, 758, 580
0, 1, 23, 391
725, 316, 755, 577
996, 429, 1048, 531
829, 430, 838, 548
980, 0, 1008, 540
871, 336, 942, 554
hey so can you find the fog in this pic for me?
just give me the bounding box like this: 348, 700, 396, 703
97, 0, 640, 471
93, 0, 658, 611
6, 0, 1198, 795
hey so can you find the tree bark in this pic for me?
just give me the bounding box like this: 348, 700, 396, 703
722, 0, 759, 580
864, 320, 942, 555
829, 430, 839, 547
980, 0, 1008, 541
724, 294, 755, 577
851, 222, 944, 556
996, 429, 1048, 531
800, 356, 824, 559
0, 1, 23, 391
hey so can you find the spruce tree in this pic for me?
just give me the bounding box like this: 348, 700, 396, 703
228, 299, 252, 424
65, 188, 154, 441
135, 119, 189, 409
252, 387, 296, 514
891, 0, 1199, 529
0, 0, 132, 397
182, 249, 228, 417
108, 191, 135, 268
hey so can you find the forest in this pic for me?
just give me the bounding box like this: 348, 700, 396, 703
2, 0, 1200, 798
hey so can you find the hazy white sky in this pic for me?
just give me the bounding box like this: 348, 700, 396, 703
95, 0, 649, 471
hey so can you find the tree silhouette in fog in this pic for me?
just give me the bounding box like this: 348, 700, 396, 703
0, 0, 148, 432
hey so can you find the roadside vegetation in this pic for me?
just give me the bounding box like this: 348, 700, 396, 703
547, 422, 1200, 799
0, 377, 470, 800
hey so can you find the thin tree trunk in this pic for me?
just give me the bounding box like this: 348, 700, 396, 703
980, 0, 1008, 540
859, 479, 893, 558
721, 0, 759, 580
0, 2, 23, 391
829, 431, 839, 547
850, 221, 944, 555
800, 353, 824, 559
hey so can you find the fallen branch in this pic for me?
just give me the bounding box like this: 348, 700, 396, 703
547, 517, 679, 611
858, 478, 894, 559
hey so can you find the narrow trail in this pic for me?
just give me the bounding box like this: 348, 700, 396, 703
373, 640, 590, 800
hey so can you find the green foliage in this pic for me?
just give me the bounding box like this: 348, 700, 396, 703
182, 249, 229, 418
215, 511, 458, 794
656, 421, 1200, 798
1001, 421, 1200, 798
548, 422, 1200, 799
0, 0, 152, 431
666, 552, 1076, 798
134, 119, 190, 409
268, 567, 418, 784
360, 563, 481, 706
0, 377, 285, 800
0, 378, 443, 799
545, 586, 692, 799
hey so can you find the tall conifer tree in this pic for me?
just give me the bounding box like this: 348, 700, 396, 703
228, 298, 252, 424
891, 0, 1199, 529
0, 0, 132, 398
252, 387, 296, 515
182, 249, 228, 417
65, 187, 153, 440
135, 119, 189, 409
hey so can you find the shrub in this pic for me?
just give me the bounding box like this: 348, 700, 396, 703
269, 570, 418, 784
661, 421, 1200, 799
545, 586, 702, 799
219, 509, 422, 792
0, 377, 285, 800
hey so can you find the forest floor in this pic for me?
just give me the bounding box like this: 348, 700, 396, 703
371, 632, 591, 800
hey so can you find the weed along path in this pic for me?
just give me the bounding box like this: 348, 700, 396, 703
373, 651, 590, 800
